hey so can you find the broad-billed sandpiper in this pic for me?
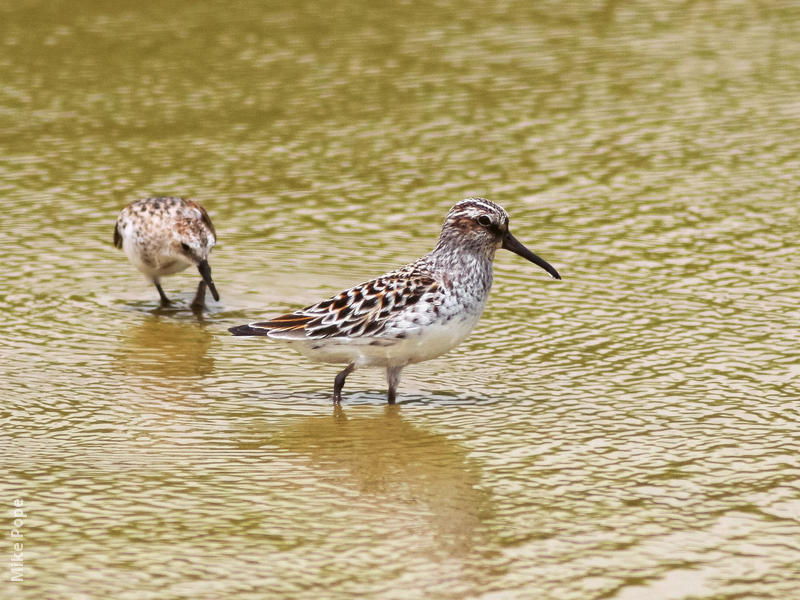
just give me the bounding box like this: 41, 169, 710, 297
114, 197, 220, 311
229, 198, 560, 403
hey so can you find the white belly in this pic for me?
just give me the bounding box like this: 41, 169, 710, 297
122, 237, 192, 279
284, 309, 483, 368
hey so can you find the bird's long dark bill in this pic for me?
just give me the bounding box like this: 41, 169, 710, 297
197, 260, 220, 301
502, 232, 561, 280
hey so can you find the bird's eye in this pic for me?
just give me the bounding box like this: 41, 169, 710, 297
477, 215, 492, 227
181, 242, 190, 251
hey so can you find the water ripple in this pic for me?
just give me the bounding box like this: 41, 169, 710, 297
3, 1, 800, 598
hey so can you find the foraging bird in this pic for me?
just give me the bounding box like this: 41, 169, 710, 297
114, 196, 220, 311
229, 198, 560, 403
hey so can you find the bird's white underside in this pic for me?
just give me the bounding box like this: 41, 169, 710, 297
120, 228, 194, 279
271, 309, 484, 369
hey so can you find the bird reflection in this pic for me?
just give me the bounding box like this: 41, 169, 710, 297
114, 315, 215, 380
255, 405, 495, 557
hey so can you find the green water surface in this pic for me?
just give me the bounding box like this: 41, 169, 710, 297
2, 1, 799, 599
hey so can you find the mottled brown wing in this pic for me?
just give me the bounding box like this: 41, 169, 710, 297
249, 271, 440, 340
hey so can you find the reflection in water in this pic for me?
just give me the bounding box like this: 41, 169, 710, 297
110, 316, 218, 440
114, 315, 215, 380
4, 0, 800, 597
252, 406, 494, 558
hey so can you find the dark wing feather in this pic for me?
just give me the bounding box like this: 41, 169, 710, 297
232, 270, 439, 340
229, 324, 271, 336
113, 221, 122, 248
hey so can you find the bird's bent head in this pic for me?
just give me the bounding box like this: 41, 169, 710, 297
173, 212, 220, 301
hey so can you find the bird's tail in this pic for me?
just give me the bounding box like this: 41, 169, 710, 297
228, 324, 272, 336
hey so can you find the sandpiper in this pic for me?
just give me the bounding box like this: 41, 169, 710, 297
113, 196, 220, 311
229, 198, 560, 403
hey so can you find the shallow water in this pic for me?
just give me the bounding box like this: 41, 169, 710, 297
3, 1, 800, 598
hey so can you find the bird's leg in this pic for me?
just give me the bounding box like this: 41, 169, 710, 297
190, 280, 207, 313
154, 279, 170, 306
333, 363, 356, 404
386, 366, 403, 405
